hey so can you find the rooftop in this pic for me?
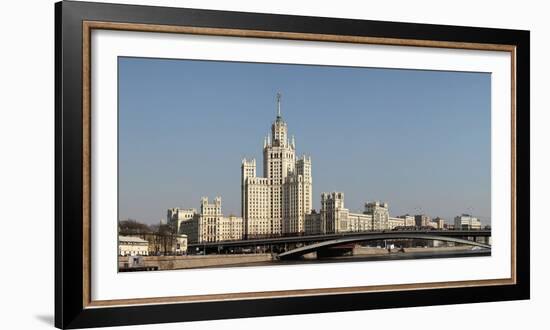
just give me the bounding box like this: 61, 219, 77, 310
119, 235, 148, 244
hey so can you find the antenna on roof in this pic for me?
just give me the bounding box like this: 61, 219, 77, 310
276, 92, 282, 118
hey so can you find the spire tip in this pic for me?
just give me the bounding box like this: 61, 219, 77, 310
276, 92, 281, 118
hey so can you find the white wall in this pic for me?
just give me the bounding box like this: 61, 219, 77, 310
0, 0, 546, 329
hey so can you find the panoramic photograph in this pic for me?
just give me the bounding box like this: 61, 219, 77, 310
117, 57, 492, 272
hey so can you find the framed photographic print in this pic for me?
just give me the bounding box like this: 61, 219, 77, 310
55, 1, 530, 328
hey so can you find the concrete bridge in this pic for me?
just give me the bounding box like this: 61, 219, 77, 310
277, 233, 491, 260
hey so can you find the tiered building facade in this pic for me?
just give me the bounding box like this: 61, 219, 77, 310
304, 193, 401, 235
168, 197, 243, 243
242, 93, 312, 238
166, 94, 459, 243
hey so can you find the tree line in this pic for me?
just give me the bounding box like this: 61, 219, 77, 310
118, 219, 182, 256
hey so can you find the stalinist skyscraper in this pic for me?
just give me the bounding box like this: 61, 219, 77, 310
241, 93, 312, 238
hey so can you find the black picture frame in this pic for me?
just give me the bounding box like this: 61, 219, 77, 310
55, 1, 530, 328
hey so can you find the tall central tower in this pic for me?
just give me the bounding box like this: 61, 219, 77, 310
264, 93, 296, 181
242, 93, 312, 238
263, 93, 296, 235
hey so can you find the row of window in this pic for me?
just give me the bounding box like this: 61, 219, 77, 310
119, 250, 148, 256
268, 151, 295, 159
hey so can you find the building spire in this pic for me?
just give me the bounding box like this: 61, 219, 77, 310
276, 92, 282, 118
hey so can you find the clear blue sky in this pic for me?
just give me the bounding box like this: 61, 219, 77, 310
118, 57, 491, 225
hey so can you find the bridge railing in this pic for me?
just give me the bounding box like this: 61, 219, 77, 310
187, 229, 491, 248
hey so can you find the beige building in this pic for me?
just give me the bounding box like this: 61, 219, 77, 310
347, 212, 372, 232
167, 207, 196, 235
305, 193, 399, 235
118, 235, 149, 256
168, 207, 199, 243
454, 214, 481, 230
433, 217, 446, 229
365, 201, 390, 231
346, 212, 373, 232
169, 234, 188, 255
321, 192, 348, 234
388, 217, 406, 229
397, 214, 416, 227
242, 93, 312, 238
320, 192, 373, 234
415, 214, 431, 227
168, 197, 244, 244
305, 211, 322, 234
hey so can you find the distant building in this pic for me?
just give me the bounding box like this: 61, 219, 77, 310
433, 217, 446, 229
398, 214, 416, 227
324, 192, 373, 233
167, 207, 196, 235
224, 215, 245, 241
347, 212, 373, 232
168, 197, 244, 244
454, 214, 481, 230
321, 192, 349, 234
365, 201, 389, 231
168, 207, 199, 243
118, 235, 149, 256
173, 234, 188, 255
306, 193, 404, 235
305, 211, 322, 235
414, 214, 431, 227
388, 217, 405, 229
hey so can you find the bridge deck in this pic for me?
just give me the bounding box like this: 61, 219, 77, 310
277, 233, 491, 260
188, 230, 491, 248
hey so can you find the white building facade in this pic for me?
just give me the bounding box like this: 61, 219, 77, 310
305, 193, 401, 235
118, 236, 149, 256
167, 197, 243, 244
433, 217, 446, 229
242, 94, 312, 238
388, 217, 406, 229
365, 201, 390, 231
454, 214, 482, 230
169, 234, 188, 255
397, 215, 416, 227
167, 207, 196, 237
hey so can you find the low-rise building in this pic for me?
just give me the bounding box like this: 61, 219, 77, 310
346, 212, 372, 232
414, 214, 431, 227
433, 217, 446, 229
454, 214, 481, 230
397, 214, 416, 227
388, 217, 405, 229
173, 234, 188, 255
119, 235, 149, 256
